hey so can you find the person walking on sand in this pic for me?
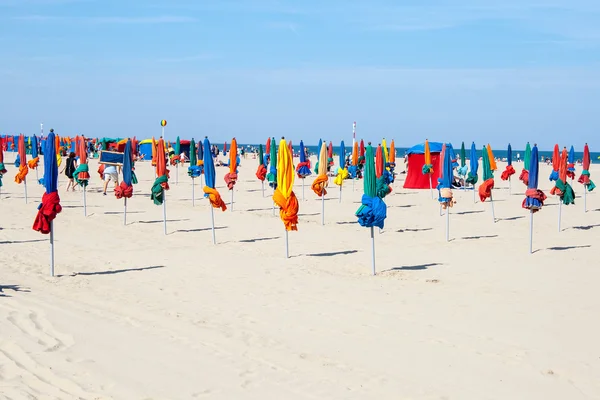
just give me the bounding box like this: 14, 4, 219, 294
102, 164, 121, 195
60, 152, 78, 191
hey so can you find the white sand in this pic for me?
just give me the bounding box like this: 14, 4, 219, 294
1, 151, 599, 399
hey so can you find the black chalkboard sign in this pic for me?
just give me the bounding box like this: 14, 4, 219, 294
99, 151, 124, 166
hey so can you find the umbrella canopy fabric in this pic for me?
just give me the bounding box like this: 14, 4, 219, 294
375, 144, 393, 197
339, 140, 346, 168
311, 142, 328, 196
327, 141, 333, 166
265, 137, 270, 155
478, 145, 494, 201
0, 137, 7, 187
33, 132, 62, 234
381, 139, 389, 165
188, 138, 202, 178
115, 139, 134, 199
567, 145, 576, 179
523, 145, 546, 211
150, 139, 170, 205
349, 140, 360, 178
189, 138, 197, 166
356, 143, 387, 229
466, 142, 479, 185
551, 147, 575, 205
520, 142, 532, 186
223, 141, 227, 156
389, 140, 396, 165
438, 143, 455, 208
225, 138, 238, 190
501, 143, 516, 180
487, 144, 497, 171
375, 145, 384, 178
549, 144, 560, 181
296, 140, 311, 178
15, 134, 28, 184
73, 137, 90, 187
334, 140, 349, 186
578, 144, 595, 191
422, 139, 433, 174
458, 142, 468, 177
28, 135, 40, 169
273, 138, 299, 231
203, 137, 227, 211
256, 144, 267, 181
267, 137, 277, 188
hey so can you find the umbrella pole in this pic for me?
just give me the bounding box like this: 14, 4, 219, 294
162, 189, 167, 235
370, 226, 376, 276
210, 206, 216, 244
83, 185, 87, 217
473, 184, 476, 203
272, 188, 276, 215
124, 197, 127, 226
231, 189, 234, 211
36, 168, 39, 182
24, 179, 28, 204
584, 186, 587, 213
261, 180, 265, 197
429, 175, 433, 199
445, 205, 450, 242
176, 164, 179, 185
529, 209, 533, 254
558, 199, 562, 232
490, 192, 496, 223
285, 230, 289, 258
509, 177, 512, 195
339, 185, 342, 203
50, 221, 55, 277
321, 193, 325, 225
302, 179, 305, 201
192, 177, 195, 207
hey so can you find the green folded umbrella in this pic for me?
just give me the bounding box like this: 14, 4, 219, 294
258, 144, 264, 166
460, 142, 466, 168
189, 138, 197, 166
482, 146, 493, 181
524, 142, 531, 171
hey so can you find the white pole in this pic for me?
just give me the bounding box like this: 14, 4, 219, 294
50, 221, 55, 277
231, 189, 234, 211
429, 175, 433, 199
176, 164, 179, 185
473, 183, 476, 203
124, 197, 127, 226
272, 188, 276, 215
509, 176, 512, 195
558, 199, 562, 232
192, 178, 195, 207
529, 209, 533, 254
370, 226, 376, 276
24, 179, 28, 204
83, 185, 87, 217
261, 180, 265, 197
210, 206, 216, 244
584, 186, 587, 213
339, 185, 342, 203
302, 179, 305, 201
285, 230, 289, 258
36, 168, 39, 182
352, 178, 354, 192
321, 193, 325, 225
162, 189, 167, 235
490, 192, 496, 223
445, 206, 450, 242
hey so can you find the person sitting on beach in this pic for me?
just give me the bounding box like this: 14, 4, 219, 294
102, 164, 121, 196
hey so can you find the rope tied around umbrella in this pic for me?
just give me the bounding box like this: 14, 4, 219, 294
32, 192, 62, 234
333, 168, 349, 186
256, 164, 267, 181
224, 172, 238, 190
14, 164, 28, 184
150, 175, 169, 205
114, 181, 133, 199
438, 188, 455, 209
311, 174, 328, 197
522, 189, 547, 212
376, 177, 392, 199
457, 165, 468, 177
188, 165, 203, 177
422, 164, 433, 174
267, 165, 277, 189
567, 163, 576, 180
203, 186, 227, 211
519, 169, 529, 186
73, 164, 90, 187
501, 165, 515, 181
170, 154, 180, 166
466, 171, 479, 185
28, 157, 39, 170
356, 195, 386, 229
273, 189, 299, 231
578, 170, 596, 191
478, 178, 494, 202
295, 161, 311, 178
383, 169, 394, 185
549, 170, 559, 182
550, 180, 575, 205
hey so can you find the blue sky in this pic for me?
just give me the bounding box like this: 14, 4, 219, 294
1, 0, 599, 149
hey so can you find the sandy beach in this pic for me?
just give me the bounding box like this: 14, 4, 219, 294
1, 152, 599, 399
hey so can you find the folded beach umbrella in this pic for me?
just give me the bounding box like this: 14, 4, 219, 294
376, 144, 384, 178
172, 136, 181, 184
151, 138, 170, 234
33, 131, 62, 276
423, 139, 434, 198
256, 144, 267, 197
438, 143, 455, 241
312, 141, 329, 225
115, 139, 134, 224
567, 146, 576, 180
356, 142, 387, 275
267, 137, 277, 190
389, 139, 396, 171
519, 142, 531, 186
550, 147, 575, 231
72, 137, 91, 215
265, 137, 270, 155
487, 144, 497, 172
28, 135, 40, 174
523, 145, 546, 253
359, 139, 365, 165
376, 145, 393, 197
578, 143, 595, 212
466, 142, 479, 199
288, 140, 293, 155
151, 137, 157, 167
457, 142, 468, 179
501, 144, 516, 193
380, 139, 394, 184
0, 137, 7, 193
334, 140, 349, 202
479, 144, 496, 221
203, 136, 227, 244
327, 141, 334, 168
187, 138, 203, 206
224, 138, 239, 210
223, 141, 227, 157
549, 144, 560, 181
273, 137, 299, 258
14, 134, 29, 203
295, 140, 311, 200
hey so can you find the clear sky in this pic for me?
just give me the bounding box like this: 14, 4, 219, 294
2, 0, 599, 149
